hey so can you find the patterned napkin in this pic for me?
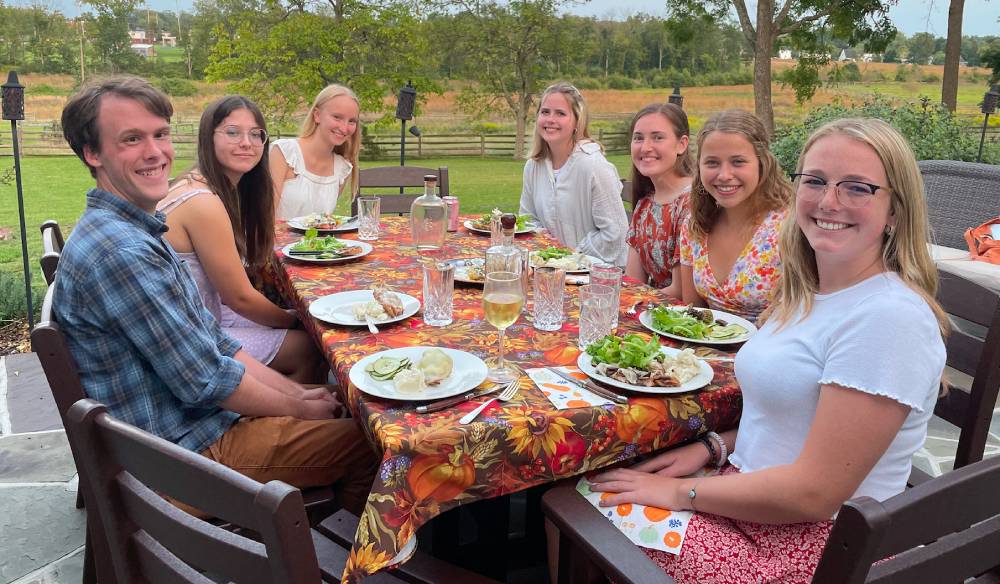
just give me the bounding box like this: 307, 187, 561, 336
525, 366, 614, 409
576, 466, 720, 555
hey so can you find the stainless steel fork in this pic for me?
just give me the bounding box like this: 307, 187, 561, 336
459, 378, 520, 424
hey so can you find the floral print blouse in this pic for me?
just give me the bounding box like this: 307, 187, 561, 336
626, 189, 690, 289
678, 208, 786, 323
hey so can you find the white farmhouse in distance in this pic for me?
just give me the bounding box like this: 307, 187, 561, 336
778, 48, 793, 60
161, 32, 177, 47
128, 29, 147, 42
131, 43, 156, 58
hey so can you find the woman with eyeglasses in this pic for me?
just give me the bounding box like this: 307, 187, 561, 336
270, 84, 360, 220
158, 96, 324, 382
677, 110, 791, 323
587, 118, 947, 583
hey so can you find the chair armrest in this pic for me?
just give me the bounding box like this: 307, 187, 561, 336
541, 484, 673, 584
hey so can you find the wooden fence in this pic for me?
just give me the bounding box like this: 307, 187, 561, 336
1, 123, 997, 159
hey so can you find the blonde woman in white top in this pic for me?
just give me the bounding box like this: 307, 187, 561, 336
519, 82, 628, 266
270, 84, 361, 220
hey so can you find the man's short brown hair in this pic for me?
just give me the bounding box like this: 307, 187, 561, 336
61, 76, 173, 178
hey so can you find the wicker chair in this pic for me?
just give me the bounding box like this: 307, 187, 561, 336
918, 160, 1000, 250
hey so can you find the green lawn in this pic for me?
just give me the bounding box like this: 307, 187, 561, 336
0, 154, 632, 317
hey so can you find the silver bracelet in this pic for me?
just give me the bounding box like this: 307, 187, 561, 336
706, 431, 727, 468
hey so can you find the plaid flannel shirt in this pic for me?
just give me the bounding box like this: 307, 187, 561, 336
53, 188, 245, 452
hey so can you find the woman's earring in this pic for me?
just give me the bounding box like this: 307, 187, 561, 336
884, 225, 894, 236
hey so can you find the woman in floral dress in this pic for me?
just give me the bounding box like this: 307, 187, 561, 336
678, 110, 791, 322
624, 103, 694, 297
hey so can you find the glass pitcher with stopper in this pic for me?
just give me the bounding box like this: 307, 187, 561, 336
485, 213, 530, 299
410, 174, 447, 251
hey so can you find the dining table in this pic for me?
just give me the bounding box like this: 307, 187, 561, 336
272, 216, 744, 583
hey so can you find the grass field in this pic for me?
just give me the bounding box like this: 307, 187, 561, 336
0, 154, 633, 308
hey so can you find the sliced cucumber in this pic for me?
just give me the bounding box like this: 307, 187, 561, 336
365, 356, 412, 380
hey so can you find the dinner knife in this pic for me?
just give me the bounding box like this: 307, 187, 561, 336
547, 367, 629, 404
415, 385, 501, 414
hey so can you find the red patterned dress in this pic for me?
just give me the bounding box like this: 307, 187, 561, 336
626, 189, 690, 288
643, 466, 834, 584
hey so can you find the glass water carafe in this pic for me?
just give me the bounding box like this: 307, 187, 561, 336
410, 174, 447, 251
485, 213, 530, 298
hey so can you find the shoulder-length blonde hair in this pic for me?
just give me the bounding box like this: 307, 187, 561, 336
764, 118, 949, 338
628, 102, 694, 205
528, 82, 600, 161
688, 110, 792, 240
299, 83, 361, 197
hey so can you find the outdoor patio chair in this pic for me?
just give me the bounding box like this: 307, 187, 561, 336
353, 165, 450, 215
620, 179, 634, 216
39, 219, 63, 285
909, 269, 1000, 486
30, 282, 336, 583
65, 398, 500, 584
542, 453, 1000, 584
918, 160, 1000, 250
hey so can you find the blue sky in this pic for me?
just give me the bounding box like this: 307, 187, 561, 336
35, 0, 1000, 37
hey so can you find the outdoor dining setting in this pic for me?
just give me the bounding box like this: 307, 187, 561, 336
3, 2, 1000, 583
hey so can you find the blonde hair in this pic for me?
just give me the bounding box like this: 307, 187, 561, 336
299, 84, 361, 197
528, 82, 601, 160
764, 118, 949, 339
688, 110, 792, 240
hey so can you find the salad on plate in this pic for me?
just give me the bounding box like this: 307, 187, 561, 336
585, 333, 702, 387
648, 305, 749, 341
288, 228, 363, 259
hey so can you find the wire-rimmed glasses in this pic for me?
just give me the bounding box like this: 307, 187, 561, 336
215, 126, 268, 146
790, 172, 888, 208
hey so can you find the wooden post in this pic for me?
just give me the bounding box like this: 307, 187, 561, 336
481, 134, 486, 157
418, 134, 422, 158
598, 128, 604, 143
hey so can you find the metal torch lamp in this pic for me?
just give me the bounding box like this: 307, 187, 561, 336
668, 84, 684, 109
396, 82, 417, 167
2, 71, 34, 328
978, 84, 999, 164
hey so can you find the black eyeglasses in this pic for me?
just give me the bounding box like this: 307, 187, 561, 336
215, 126, 268, 146
790, 172, 888, 208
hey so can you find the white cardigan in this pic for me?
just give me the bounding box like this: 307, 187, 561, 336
519, 141, 628, 266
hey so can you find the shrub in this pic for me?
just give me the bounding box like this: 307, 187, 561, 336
771, 95, 1000, 172
0, 271, 43, 322
573, 77, 605, 90
606, 75, 635, 90
155, 77, 198, 97
922, 72, 941, 83
471, 121, 504, 134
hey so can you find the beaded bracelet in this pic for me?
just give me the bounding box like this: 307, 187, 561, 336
706, 431, 728, 468
698, 435, 717, 465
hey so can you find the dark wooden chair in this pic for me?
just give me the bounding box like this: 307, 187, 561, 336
31, 282, 334, 582
620, 179, 634, 216
542, 453, 1000, 583
910, 270, 1000, 486
39, 219, 64, 285
65, 398, 500, 584
353, 165, 450, 215
919, 160, 1000, 250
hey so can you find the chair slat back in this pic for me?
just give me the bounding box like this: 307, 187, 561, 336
919, 160, 1000, 250
31, 284, 87, 416
813, 455, 1000, 583
620, 179, 634, 216
934, 271, 1000, 469
66, 399, 322, 584
353, 166, 450, 215
40, 219, 65, 250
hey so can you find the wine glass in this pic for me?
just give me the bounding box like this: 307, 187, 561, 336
483, 271, 524, 383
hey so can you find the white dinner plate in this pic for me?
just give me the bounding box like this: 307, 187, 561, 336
638, 306, 757, 345
529, 252, 602, 274
576, 346, 714, 395
349, 347, 489, 401
463, 220, 536, 235
287, 215, 359, 233
447, 258, 485, 285
309, 290, 420, 326
281, 239, 373, 265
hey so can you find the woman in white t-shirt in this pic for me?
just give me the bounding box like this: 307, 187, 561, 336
587, 118, 949, 583
270, 84, 361, 220
519, 82, 629, 266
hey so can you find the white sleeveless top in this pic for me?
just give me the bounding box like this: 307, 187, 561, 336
272, 138, 353, 220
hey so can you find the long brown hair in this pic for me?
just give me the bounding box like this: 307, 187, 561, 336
628, 103, 694, 205
688, 110, 791, 240
178, 95, 275, 272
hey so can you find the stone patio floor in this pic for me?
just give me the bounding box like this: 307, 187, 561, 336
1, 352, 998, 584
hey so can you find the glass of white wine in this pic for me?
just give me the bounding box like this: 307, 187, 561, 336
483, 271, 524, 383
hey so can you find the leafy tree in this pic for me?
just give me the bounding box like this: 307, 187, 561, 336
205, 0, 434, 124
908, 32, 937, 65
982, 39, 1000, 83
84, 0, 142, 73
667, 0, 897, 133
446, 0, 571, 158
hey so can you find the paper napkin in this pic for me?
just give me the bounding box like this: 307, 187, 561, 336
525, 366, 614, 409
576, 477, 693, 555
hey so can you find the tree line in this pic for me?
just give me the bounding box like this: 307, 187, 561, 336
2, 0, 999, 154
